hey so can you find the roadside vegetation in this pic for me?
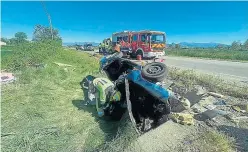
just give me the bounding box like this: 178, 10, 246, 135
166, 40, 248, 61
169, 67, 248, 99
176, 131, 235, 152
166, 48, 248, 61
1, 42, 108, 151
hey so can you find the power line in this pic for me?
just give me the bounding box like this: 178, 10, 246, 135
40, 1, 54, 40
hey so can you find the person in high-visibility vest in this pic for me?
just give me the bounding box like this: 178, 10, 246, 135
83, 77, 121, 117
93, 77, 121, 117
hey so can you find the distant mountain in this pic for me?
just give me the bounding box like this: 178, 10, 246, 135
178, 42, 230, 48
63, 41, 229, 48
63, 42, 100, 47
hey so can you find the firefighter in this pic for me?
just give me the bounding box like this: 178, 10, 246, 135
85, 77, 122, 117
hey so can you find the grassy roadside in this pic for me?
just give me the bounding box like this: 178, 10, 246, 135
168, 67, 248, 99
1, 42, 120, 151
176, 131, 235, 152
166, 49, 248, 61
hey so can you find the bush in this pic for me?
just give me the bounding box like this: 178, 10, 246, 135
1, 40, 62, 70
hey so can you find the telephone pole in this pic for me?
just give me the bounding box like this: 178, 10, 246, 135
41, 1, 53, 40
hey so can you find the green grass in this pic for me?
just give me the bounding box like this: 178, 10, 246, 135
1, 45, 15, 51
169, 67, 248, 99
177, 131, 235, 152
1, 42, 138, 152
166, 48, 248, 61
1, 45, 15, 59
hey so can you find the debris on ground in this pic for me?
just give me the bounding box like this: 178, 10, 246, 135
191, 96, 218, 113
208, 92, 224, 98
161, 79, 174, 89
53, 62, 73, 67
232, 104, 248, 113
171, 97, 191, 112
170, 113, 194, 125
195, 85, 207, 95
1, 72, 16, 84
198, 109, 229, 120
214, 100, 226, 105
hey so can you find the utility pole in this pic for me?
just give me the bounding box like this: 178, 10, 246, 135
41, 1, 53, 40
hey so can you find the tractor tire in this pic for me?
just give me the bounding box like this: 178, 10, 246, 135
136, 50, 143, 59
141, 62, 168, 82
130, 51, 136, 59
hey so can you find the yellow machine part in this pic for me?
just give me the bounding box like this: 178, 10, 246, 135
151, 43, 165, 48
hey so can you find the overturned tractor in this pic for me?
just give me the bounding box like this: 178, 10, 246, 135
80, 52, 172, 134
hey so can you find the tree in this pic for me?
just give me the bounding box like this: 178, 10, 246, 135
243, 39, 248, 50
32, 24, 62, 42
1, 37, 10, 44
9, 38, 17, 45
171, 43, 176, 49
175, 43, 181, 49
14, 32, 27, 43
231, 41, 241, 50
216, 44, 224, 49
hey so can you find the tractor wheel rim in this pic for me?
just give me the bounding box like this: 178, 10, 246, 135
147, 65, 162, 74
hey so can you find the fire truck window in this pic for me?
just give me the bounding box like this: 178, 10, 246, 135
117, 37, 123, 42
132, 35, 137, 41
112, 35, 117, 42
123, 36, 128, 42
141, 35, 146, 42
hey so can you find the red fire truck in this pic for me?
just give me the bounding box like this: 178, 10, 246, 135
111, 30, 166, 59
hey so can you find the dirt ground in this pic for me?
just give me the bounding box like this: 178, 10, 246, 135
123, 77, 248, 152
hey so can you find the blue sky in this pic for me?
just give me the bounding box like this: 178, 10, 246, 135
1, 1, 248, 44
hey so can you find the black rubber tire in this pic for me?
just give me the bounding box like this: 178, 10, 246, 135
141, 62, 168, 82
130, 51, 136, 58
136, 50, 143, 59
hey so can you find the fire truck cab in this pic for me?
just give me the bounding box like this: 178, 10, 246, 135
112, 30, 166, 59
112, 31, 132, 55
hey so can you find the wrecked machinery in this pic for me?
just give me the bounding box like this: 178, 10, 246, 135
81, 52, 174, 134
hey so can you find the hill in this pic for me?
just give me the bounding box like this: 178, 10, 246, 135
179, 42, 229, 48
63, 42, 100, 47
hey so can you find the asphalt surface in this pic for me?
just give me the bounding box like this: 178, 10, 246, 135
83, 49, 248, 84
163, 56, 248, 84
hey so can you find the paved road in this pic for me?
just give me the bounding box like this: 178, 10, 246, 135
163, 56, 248, 84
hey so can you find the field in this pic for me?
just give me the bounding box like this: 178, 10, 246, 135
166, 48, 248, 61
